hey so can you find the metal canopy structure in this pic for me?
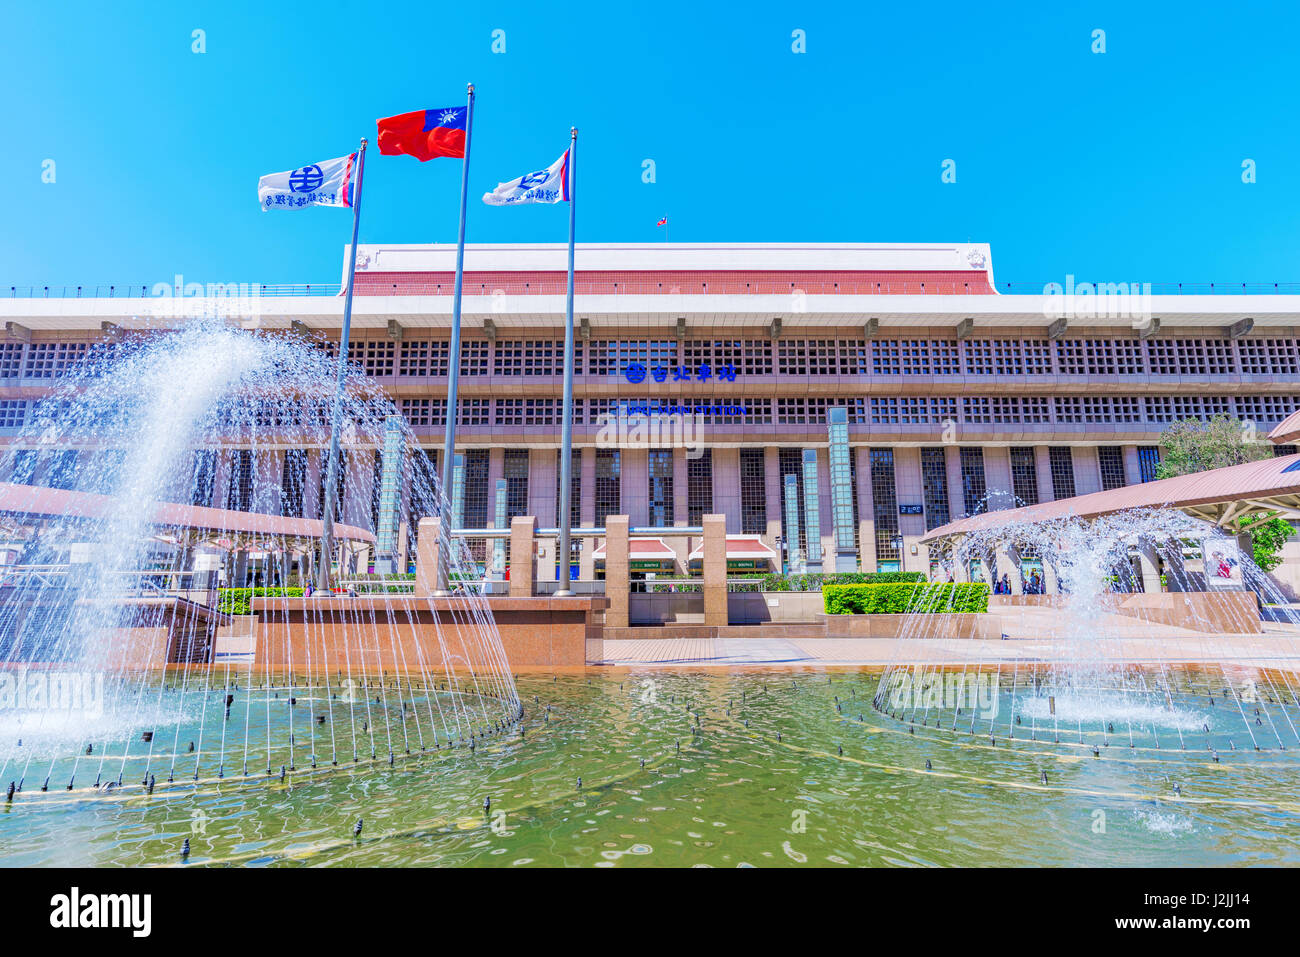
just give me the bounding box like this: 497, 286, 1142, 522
920, 452, 1300, 544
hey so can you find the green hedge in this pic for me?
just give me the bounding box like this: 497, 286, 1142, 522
754, 571, 926, 592
822, 582, 989, 615
218, 587, 305, 615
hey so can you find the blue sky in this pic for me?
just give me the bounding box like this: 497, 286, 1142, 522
4, 0, 1299, 288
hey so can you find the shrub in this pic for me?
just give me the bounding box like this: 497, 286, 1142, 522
757, 571, 926, 592
822, 582, 989, 615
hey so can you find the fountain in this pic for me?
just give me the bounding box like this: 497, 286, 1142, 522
0, 319, 520, 798
872, 505, 1300, 756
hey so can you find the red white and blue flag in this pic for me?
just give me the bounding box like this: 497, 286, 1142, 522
376, 107, 467, 161
257, 153, 358, 210
482, 151, 570, 206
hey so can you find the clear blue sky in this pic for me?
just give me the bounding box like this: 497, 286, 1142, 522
4, 0, 1299, 288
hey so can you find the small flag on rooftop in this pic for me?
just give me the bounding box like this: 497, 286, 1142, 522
257, 153, 358, 210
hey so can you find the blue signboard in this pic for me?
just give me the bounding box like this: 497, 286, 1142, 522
624, 363, 738, 384
899, 504, 924, 515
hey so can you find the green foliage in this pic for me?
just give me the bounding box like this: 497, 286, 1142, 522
1155, 415, 1271, 480
757, 571, 926, 592
822, 582, 990, 615
1240, 515, 1294, 573
218, 587, 304, 615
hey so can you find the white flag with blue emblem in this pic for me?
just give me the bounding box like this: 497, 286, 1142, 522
482, 150, 570, 206
257, 153, 358, 211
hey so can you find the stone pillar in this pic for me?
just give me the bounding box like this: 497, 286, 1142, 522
855, 446, 876, 572
508, 516, 536, 597
894, 446, 926, 574
414, 516, 448, 595
1034, 446, 1055, 502
702, 513, 728, 627
604, 515, 630, 628
1137, 542, 1163, 594
579, 447, 597, 581
993, 546, 1021, 595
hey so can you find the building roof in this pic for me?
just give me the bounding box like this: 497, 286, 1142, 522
591, 537, 676, 560
688, 535, 778, 562
1268, 408, 1300, 444
0, 482, 375, 543
920, 452, 1300, 542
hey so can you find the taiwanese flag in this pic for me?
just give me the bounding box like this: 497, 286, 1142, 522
376, 107, 467, 161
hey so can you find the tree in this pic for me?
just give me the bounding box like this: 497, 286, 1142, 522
1156, 416, 1294, 571
1155, 415, 1271, 480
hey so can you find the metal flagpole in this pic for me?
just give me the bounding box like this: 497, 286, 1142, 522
434, 82, 475, 596
555, 128, 578, 596
316, 138, 368, 592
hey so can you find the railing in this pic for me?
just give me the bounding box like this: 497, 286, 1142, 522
8, 281, 1300, 300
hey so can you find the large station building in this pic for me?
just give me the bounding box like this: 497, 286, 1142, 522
4, 242, 1300, 586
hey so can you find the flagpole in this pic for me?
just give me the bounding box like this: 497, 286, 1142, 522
555, 128, 578, 596
316, 138, 368, 592
434, 82, 475, 595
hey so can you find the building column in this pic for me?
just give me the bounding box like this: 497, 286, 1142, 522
944, 445, 965, 518
670, 447, 691, 575
529, 448, 559, 582
414, 516, 446, 594
1122, 445, 1142, 486
983, 446, 1013, 511
621, 448, 649, 526
894, 446, 926, 574
855, 446, 876, 572
1074, 446, 1102, 495
763, 446, 783, 553
1034, 446, 1055, 502
712, 447, 741, 534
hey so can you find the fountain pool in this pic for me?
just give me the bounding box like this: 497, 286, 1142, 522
2, 669, 1298, 867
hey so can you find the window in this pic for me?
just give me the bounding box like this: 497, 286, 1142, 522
503, 449, 530, 519
227, 450, 254, 512
190, 450, 217, 507
1137, 446, 1161, 483
1048, 447, 1075, 500
648, 449, 674, 526
398, 340, 449, 377
45, 450, 78, 491
9, 450, 37, 486
1098, 446, 1126, 490
0, 343, 24, 379
24, 342, 87, 378
921, 447, 950, 530
459, 340, 490, 376
587, 340, 676, 376
349, 339, 394, 377
594, 450, 621, 525
739, 448, 767, 534
0, 400, 26, 429
555, 449, 581, 529
281, 449, 307, 518
870, 449, 900, 564
494, 340, 566, 376
959, 448, 986, 517
1009, 447, 1039, 506
778, 449, 807, 553
461, 450, 490, 561
687, 450, 713, 525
